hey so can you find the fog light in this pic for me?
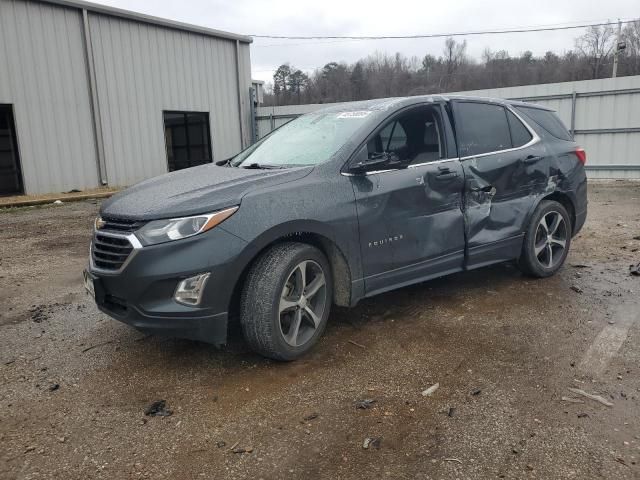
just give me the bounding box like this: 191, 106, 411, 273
174, 273, 210, 306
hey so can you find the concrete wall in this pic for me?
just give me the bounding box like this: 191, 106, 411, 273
256, 75, 640, 179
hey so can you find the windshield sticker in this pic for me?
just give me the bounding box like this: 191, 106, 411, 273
337, 111, 372, 119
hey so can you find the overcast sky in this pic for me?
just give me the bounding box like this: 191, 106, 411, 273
97, 0, 638, 84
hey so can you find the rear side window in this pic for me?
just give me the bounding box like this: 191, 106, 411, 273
456, 102, 512, 156
506, 110, 533, 147
515, 106, 572, 141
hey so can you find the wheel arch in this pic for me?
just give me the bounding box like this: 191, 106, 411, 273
541, 191, 576, 232
527, 190, 577, 234
227, 222, 354, 322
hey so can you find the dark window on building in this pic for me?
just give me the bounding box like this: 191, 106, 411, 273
163, 111, 213, 171
506, 110, 533, 147
456, 102, 512, 157
0, 105, 24, 195
515, 106, 572, 141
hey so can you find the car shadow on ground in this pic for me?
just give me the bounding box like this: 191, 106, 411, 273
97, 260, 550, 372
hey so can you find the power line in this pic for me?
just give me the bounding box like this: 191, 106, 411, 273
252, 18, 629, 47
250, 19, 635, 41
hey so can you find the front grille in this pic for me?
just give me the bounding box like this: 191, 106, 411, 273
92, 233, 134, 271
100, 216, 145, 233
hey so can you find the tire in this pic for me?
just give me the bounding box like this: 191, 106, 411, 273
518, 200, 572, 278
240, 242, 333, 361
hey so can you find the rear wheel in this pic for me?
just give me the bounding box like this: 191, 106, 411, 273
518, 200, 572, 278
240, 242, 332, 361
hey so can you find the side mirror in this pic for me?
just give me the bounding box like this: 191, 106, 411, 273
349, 149, 402, 174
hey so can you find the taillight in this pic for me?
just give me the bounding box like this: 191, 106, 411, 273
575, 147, 587, 165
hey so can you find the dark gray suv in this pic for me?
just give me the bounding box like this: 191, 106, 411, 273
84, 95, 587, 360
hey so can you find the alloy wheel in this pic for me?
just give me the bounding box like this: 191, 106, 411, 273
278, 260, 328, 347
534, 211, 567, 268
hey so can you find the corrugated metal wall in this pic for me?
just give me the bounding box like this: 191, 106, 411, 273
88, 13, 252, 187
0, 0, 99, 194
0, 0, 252, 194
256, 76, 640, 179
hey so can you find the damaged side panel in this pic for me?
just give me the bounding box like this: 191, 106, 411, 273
351, 159, 466, 296
453, 100, 555, 268
462, 141, 551, 238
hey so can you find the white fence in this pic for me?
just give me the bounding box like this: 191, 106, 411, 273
256, 75, 640, 179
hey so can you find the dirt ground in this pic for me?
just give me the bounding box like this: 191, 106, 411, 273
1, 182, 640, 480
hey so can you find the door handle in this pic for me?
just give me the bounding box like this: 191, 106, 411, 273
471, 185, 497, 196
435, 171, 458, 180
524, 155, 541, 163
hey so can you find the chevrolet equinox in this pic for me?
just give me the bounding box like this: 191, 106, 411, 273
84, 95, 587, 360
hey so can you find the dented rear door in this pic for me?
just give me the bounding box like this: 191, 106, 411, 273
452, 100, 549, 268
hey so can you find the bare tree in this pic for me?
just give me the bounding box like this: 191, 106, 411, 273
575, 25, 615, 78
622, 20, 640, 74
441, 37, 468, 89
262, 22, 640, 107
350, 61, 368, 100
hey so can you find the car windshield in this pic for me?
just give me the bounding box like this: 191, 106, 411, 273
231, 111, 372, 168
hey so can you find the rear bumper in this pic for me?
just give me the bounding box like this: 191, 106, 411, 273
574, 207, 587, 236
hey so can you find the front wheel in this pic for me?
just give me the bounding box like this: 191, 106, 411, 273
240, 242, 333, 361
518, 200, 572, 278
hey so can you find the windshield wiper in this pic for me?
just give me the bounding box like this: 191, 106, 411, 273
241, 163, 284, 170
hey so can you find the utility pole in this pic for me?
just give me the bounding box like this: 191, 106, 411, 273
612, 19, 622, 78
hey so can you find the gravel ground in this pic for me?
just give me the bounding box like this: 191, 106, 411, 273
1, 182, 640, 480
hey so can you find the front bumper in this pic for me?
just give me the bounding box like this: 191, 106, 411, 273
86, 227, 248, 345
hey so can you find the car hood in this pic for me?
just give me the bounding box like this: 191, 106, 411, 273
100, 164, 313, 220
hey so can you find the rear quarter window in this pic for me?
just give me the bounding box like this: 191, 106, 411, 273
515, 106, 572, 141
506, 110, 533, 147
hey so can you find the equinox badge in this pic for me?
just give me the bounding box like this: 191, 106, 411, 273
368, 234, 404, 248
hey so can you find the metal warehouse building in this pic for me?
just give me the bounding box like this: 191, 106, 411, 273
0, 0, 253, 195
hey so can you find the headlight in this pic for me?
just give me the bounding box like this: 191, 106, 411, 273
135, 207, 238, 245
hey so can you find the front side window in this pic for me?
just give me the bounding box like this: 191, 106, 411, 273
365, 107, 444, 166
456, 102, 512, 157
373, 120, 409, 158
386, 122, 408, 152
164, 111, 212, 171
231, 111, 371, 168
